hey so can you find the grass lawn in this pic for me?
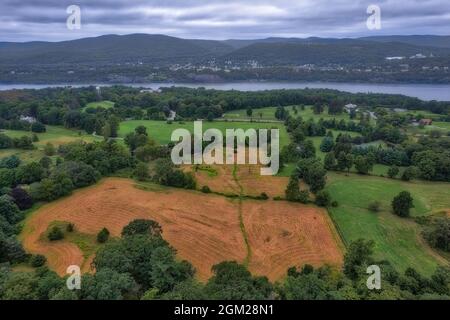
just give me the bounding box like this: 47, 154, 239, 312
83, 100, 115, 111
0, 126, 100, 162
223, 105, 352, 122
429, 122, 450, 132
326, 172, 450, 276
119, 120, 291, 148
401, 110, 442, 120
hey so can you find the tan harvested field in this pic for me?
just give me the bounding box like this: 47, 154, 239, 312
243, 200, 343, 280
188, 163, 289, 198
21, 178, 343, 281
21, 178, 246, 281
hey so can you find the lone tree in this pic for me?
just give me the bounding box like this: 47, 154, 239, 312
47, 226, 64, 241
246, 108, 253, 118
392, 191, 414, 217
97, 228, 110, 243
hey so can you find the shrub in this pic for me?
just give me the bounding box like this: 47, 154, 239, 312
388, 166, 400, 179
47, 226, 64, 241
66, 223, 75, 232
97, 228, 110, 243
315, 191, 331, 207
30, 254, 47, 267
331, 201, 339, 207
259, 192, 269, 200
392, 191, 414, 217
401, 167, 417, 181
423, 218, 450, 252
298, 190, 309, 204
368, 201, 381, 213
201, 186, 211, 193
39, 156, 52, 169
31, 122, 46, 133
44, 143, 56, 156
134, 162, 149, 181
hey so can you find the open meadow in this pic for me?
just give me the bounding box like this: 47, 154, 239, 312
0, 126, 100, 162
326, 172, 450, 276
223, 105, 352, 122
119, 120, 290, 148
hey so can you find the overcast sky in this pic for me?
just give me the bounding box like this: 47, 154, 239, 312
1, 0, 450, 42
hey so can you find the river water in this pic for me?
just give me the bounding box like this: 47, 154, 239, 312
1, 82, 450, 101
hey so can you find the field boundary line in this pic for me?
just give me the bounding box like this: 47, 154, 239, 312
232, 164, 252, 267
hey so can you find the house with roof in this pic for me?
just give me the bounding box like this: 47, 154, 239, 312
344, 104, 358, 113
419, 118, 433, 126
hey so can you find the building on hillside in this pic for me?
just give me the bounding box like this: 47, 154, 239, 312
344, 104, 358, 113
419, 119, 433, 126
19, 115, 36, 123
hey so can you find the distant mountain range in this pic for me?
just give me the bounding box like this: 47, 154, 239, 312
1, 34, 450, 66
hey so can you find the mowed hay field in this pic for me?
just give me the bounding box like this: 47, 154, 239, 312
21, 178, 343, 281
189, 163, 289, 198
243, 200, 343, 279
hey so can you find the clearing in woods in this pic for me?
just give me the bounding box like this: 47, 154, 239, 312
20, 177, 343, 281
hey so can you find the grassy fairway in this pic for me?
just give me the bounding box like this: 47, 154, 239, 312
326, 172, 450, 276
119, 120, 290, 148
224, 105, 351, 122
0, 126, 100, 162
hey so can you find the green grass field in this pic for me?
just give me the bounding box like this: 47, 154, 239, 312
0, 126, 100, 162
118, 120, 291, 148
430, 122, 450, 132
223, 105, 352, 122
401, 109, 442, 120
83, 100, 115, 111
326, 172, 450, 276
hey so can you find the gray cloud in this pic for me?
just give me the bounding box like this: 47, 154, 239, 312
0, 0, 449, 42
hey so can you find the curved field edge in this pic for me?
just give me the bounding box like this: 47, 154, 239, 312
326, 172, 450, 276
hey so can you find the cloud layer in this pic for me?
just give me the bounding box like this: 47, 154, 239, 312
1, 0, 450, 42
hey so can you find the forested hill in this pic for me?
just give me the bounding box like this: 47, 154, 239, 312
222, 41, 450, 65
0, 34, 233, 65
360, 35, 450, 49
2, 34, 450, 84
1, 34, 450, 66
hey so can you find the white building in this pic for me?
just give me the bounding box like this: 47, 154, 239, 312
20, 115, 36, 123
344, 104, 358, 113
